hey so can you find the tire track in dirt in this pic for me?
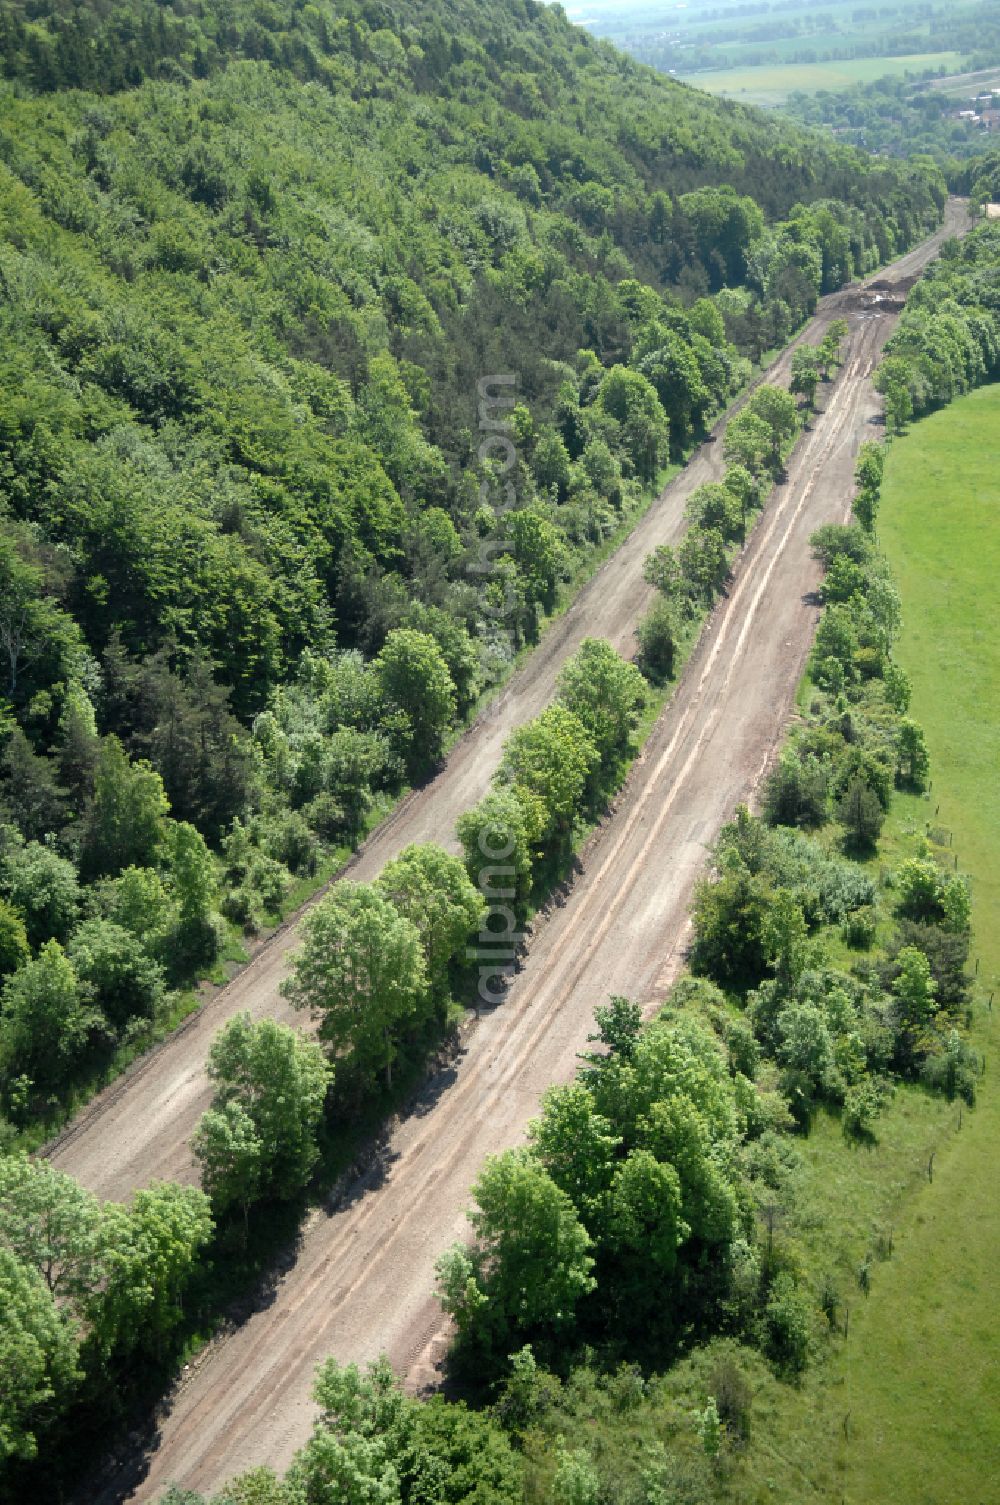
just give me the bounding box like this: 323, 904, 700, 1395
82, 209, 971, 1502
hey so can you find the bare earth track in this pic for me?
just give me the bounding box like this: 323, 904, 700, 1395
61, 204, 966, 1502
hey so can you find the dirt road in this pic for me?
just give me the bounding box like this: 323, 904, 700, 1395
77, 205, 967, 1502
47, 203, 965, 1207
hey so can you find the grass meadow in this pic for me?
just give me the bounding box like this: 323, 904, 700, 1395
835, 383, 1000, 1502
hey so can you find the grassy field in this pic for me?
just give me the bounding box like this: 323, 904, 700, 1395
672, 384, 1000, 1504
681, 51, 964, 107
835, 383, 1000, 1503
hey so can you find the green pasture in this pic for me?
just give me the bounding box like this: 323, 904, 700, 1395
681, 51, 964, 106
834, 383, 1000, 1503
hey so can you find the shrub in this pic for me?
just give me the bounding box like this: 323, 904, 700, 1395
841, 906, 877, 950
636, 598, 680, 683
264, 811, 317, 876
920, 1031, 978, 1106
762, 1271, 812, 1375
842, 1075, 893, 1140
762, 755, 829, 829
219, 885, 261, 934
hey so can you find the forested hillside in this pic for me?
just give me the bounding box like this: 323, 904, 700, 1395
0, 0, 946, 1132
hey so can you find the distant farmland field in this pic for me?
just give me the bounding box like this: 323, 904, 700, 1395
680, 50, 965, 106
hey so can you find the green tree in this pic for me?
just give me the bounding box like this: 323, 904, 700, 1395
745, 385, 799, 471
638, 330, 711, 453
895, 718, 930, 791
68, 918, 164, 1029
776, 1002, 838, 1112
1, 840, 80, 948
837, 775, 884, 853
941, 875, 972, 935
690, 860, 774, 990
407, 1392, 524, 1504
0, 898, 30, 981
532, 425, 572, 499
1, 729, 67, 842
93, 1183, 213, 1356
580, 437, 621, 504
0, 537, 82, 708
55, 681, 99, 806
498, 705, 599, 855
686, 482, 742, 543
194, 1013, 331, 1213
0, 1248, 80, 1463
818, 317, 849, 377
679, 526, 729, 606
167, 819, 218, 969
286, 1356, 406, 1503
81, 736, 169, 878
556, 639, 646, 765
587, 995, 643, 1064
637, 1094, 739, 1247
373, 629, 456, 775
642, 542, 683, 599
874, 355, 913, 434
191, 1101, 264, 1228
679, 184, 764, 285
552, 1441, 600, 1505
762, 752, 828, 829
139, 656, 257, 840
766, 890, 809, 995
457, 787, 535, 926
100, 865, 171, 943
288, 1356, 523, 1505
282, 883, 427, 1088
722, 410, 773, 477
895, 858, 945, 922
894, 945, 939, 1036
0, 1155, 106, 1306
790, 346, 820, 410
528, 1083, 619, 1227
401, 603, 480, 714
723, 463, 759, 527
437, 1150, 594, 1351
699, 1397, 722, 1461
854, 483, 879, 534
636, 597, 680, 683
597, 366, 670, 482
377, 843, 486, 1003
854, 440, 884, 495
0, 941, 101, 1093
609, 1148, 686, 1277
763, 1272, 812, 1375
505, 508, 564, 616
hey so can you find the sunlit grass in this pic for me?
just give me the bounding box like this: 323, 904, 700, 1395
834, 383, 1000, 1502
